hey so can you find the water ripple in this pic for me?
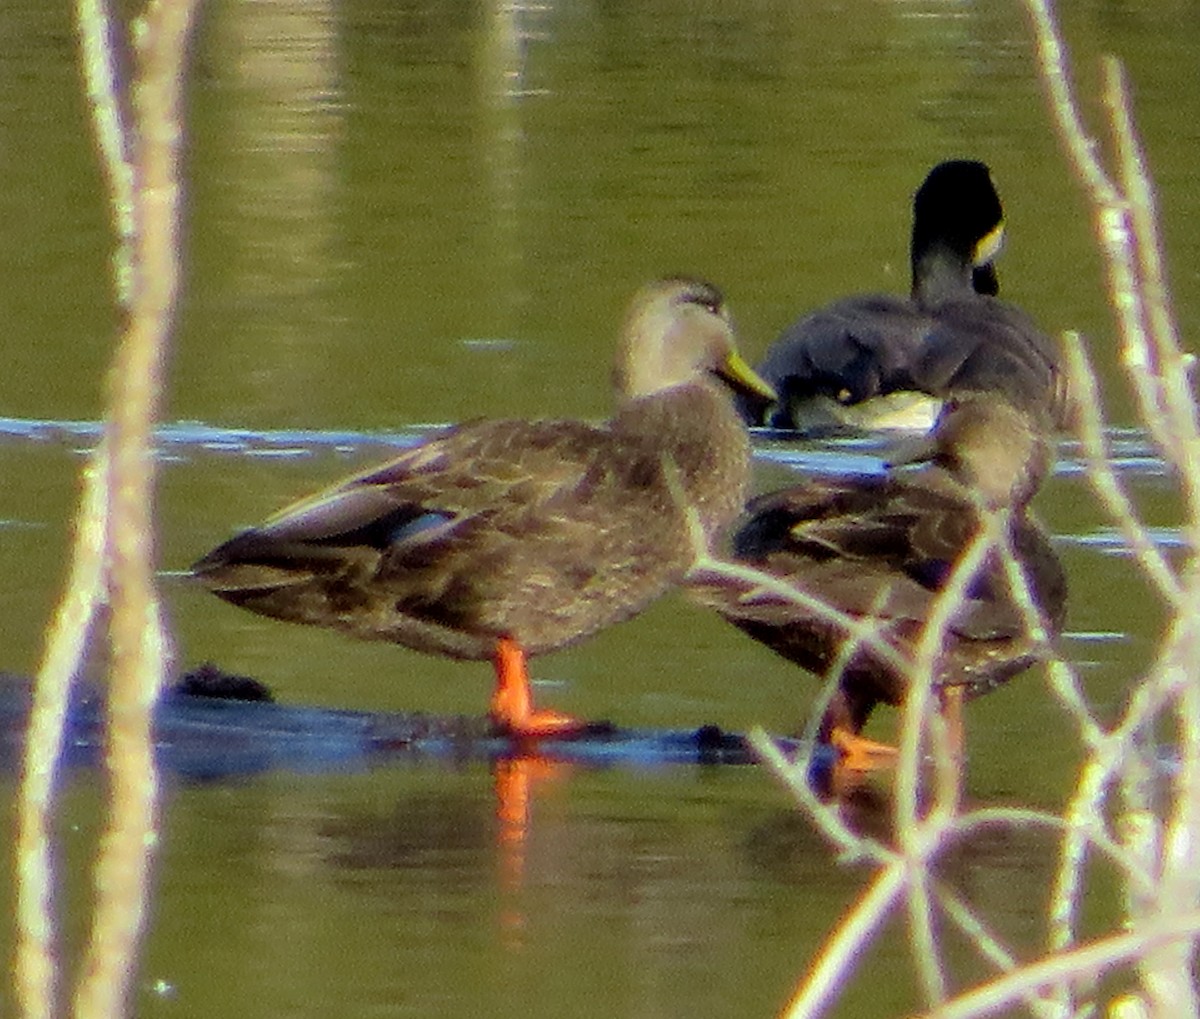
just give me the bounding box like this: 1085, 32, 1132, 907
1058, 527, 1189, 556
0, 415, 1178, 471
0, 415, 434, 459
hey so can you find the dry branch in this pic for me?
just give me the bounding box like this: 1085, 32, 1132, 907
14, 2, 198, 1018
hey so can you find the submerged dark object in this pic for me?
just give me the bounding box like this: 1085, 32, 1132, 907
692, 394, 1068, 769
745, 160, 1068, 433
192, 278, 775, 739
0, 666, 810, 782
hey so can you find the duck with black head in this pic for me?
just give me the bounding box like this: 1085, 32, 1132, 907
745, 160, 1069, 434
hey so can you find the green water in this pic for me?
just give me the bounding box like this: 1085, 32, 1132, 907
1, 0, 1196, 1015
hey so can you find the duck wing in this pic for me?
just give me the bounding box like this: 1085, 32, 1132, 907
720, 477, 981, 622
193, 417, 697, 657
751, 297, 932, 425
908, 297, 1067, 424
695, 472, 1062, 701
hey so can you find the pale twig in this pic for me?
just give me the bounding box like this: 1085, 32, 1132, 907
1021, 0, 1115, 203
894, 510, 1002, 835
770, 5, 1200, 1015
1139, 608, 1200, 1016
1032, 330, 1165, 984
1102, 53, 1200, 1011
796, 585, 914, 790
1044, 585, 1200, 979
751, 729, 892, 864
13, 0, 146, 1010
688, 552, 914, 679
946, 806, 1151, 889
1048, 633, 1198, 970
1022, 0, 1180, 466
1049, 755, 1125, 962
766, 513, 1044, 1018
77, 0, 137, 305
68, 1, 199, 1018
993, 515, 1097, 748
1019, 7, 1196, 1013
932, 883, 1063, 1019
14, 452, 108, 1019
13, 0, 142, 1015
1059, 333, 1181, 606
912, 911, 1200, 1019
675, 453, 909, 865
731, 424, 1054, 1019
944, 808, 1065, 837
690, 542, 927, 813
1116, 725, 1168, 1011
908, 872, 949, 1011
781, 858, 909, 1019
1102, 58, 1199, 462
897, 510, 1064, 1015
679, 463, 905, 864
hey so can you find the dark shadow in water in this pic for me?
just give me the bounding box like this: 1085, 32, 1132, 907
0, 665, 811, 783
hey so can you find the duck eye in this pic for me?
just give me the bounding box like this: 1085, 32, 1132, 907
683, 294, 722, 316
676, 281, 724, 316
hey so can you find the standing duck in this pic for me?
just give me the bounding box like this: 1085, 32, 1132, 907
745, 160, 1068, 432
693, 393, 1067, 769
192, 278, 776, 738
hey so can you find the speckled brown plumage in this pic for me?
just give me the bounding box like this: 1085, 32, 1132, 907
192, 277, 775, 735
693, 393, 1067, 753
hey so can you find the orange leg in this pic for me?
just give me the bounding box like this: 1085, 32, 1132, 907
489, 637, 582, 737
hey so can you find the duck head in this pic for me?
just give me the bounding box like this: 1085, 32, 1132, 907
911, 160, 1005, 306
613, 277, 776, 406
893, 393, 1054, 509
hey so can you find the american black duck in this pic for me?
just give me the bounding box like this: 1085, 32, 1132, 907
693, 393, 1067, 769
192, 277, 776, 738
745, 160, 1069, 433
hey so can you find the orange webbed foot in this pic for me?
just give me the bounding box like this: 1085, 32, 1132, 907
493, 708, 587, 738
489, 637, 587, 738
830, 727, 899, 772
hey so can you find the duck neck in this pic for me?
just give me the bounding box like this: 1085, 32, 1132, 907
613, 380, 752, 542
910, 242, 976, 308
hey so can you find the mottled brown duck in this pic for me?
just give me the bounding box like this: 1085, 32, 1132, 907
192, 277, 776, 738
693, 393, 1067, 769
744, 160, 1069, 433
